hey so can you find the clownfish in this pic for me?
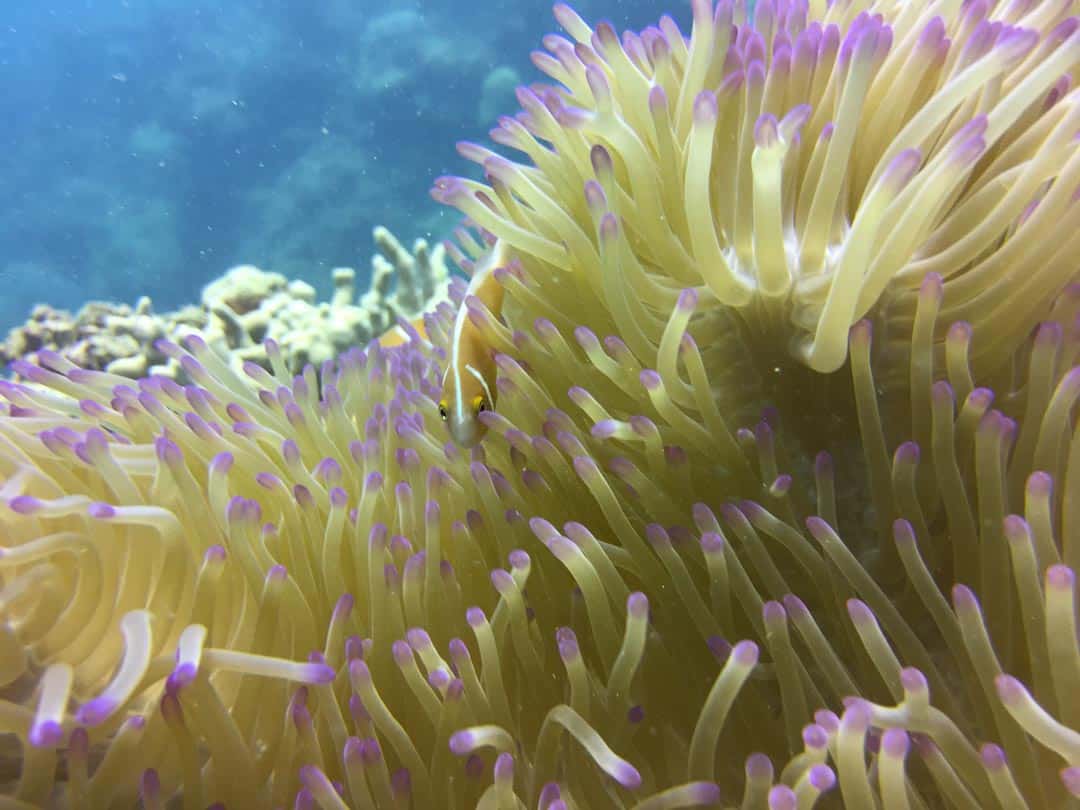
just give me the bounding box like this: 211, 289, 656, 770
438, 239, 510, 448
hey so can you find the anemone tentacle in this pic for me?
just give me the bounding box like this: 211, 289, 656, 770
2, 0, 1080, 807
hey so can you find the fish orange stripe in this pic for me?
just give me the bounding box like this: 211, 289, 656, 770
377, 315, 429, 348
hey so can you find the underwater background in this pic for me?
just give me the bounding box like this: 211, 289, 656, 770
2, 0, 1080, 805
0, 0, 681, 331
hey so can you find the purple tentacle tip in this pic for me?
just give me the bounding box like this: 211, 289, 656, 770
87, 502, 116, 519
172, 661, 198, 687
881, 728, 910, 758
75, 696, 115, 727
1047, 564, 1075, 590
28, 719, 64, 748
707, 636, 732, 663
639, 369, 662, 390
900, 667, 928, 695
731, 640, 759, 666
768, 785, 796, 810
8, 495, 42, 515
308, 663, 337, 684
1062, 766, 1080, 797
612, 760, 642, 789
334, 593, 355, 618
448, 730, 472, 755
808, 764, 835, 791
995, 673, 1028, 706
494, 752, 514, 780
980, 742, 1007, 771
841, 700, 872, 731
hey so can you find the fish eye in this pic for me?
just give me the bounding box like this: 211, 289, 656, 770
473, 395, 489, 415
438, 401, 448, 421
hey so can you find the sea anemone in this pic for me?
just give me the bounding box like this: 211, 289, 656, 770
438, 0, 1080, 382
2, 0, 1080, 808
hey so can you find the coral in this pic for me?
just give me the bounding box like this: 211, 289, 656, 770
1, 227, 450, 380
477, 66, 522, 126
204, 227, 449, 372
1, 1, 1079, 809
0, 297, 206, 379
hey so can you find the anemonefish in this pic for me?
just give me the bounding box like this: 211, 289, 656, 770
438, 239, 510, 448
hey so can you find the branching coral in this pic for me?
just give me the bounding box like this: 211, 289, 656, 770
1, 227, 448, 382
204, 226, 449, 374
1, 0, 1079, 808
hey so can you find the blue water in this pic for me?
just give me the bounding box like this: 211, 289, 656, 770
0, 0, 685, 332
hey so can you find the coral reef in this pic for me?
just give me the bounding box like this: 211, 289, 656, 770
0, 297, 206, 379
203, 227, 449, 372
1, 227, 449, 379
1, 1, 1079, 809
